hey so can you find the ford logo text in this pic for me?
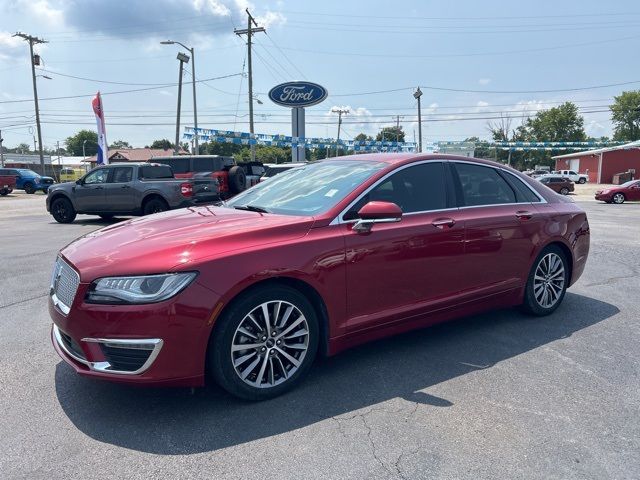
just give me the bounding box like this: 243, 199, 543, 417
268, 81, 328, 108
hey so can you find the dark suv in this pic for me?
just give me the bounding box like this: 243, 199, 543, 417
538, 175, 574, 195
154, 156, 264, 199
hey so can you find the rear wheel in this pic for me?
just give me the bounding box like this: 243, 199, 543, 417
228, 166, 246, 194
559, 187, 569, 195
51, 197, 77, 224
578, 178, 586, 184
208, 285, 319, 400
142, 197, 168, 215
612, 193, 625, 204
0, 188, 8, 196
23, 182, 35, 194
521, 245, 568, 316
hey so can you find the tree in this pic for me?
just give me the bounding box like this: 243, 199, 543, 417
464, 136, 492, 159
610, 90, 640, 141
109, 140, 131, 149
65, 130, 98, 156
148, 139, 173, 150
376, 126, 405, 142
354, 133, 373, 142
235, 145, 291, 164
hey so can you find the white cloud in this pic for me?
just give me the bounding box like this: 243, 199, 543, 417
0, 31, 23, 49
193, 0, 231, 16
478, 78, 491, 85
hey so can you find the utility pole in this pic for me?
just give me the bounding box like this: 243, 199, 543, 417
235, 9, 265, 162
332, 108, 349, 157
14, 32, 47, 175
393, 115, 405, 143
174, 52, 190, 155
413, 87, 423, 153
0, 129, 4, 167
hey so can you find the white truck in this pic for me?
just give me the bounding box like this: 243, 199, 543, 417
556, 170, 588, 184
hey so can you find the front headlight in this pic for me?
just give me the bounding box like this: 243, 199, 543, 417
86, 272, 197, 304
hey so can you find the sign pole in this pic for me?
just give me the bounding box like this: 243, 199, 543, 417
291, 107, 305, 163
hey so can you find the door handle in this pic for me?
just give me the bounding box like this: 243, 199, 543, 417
432, 218, 455, 229
121, 185, 130, 189
515, 210, 533, 220
94, 186, 103, 190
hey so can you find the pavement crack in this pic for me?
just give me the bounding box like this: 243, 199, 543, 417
0, 292, 48, 310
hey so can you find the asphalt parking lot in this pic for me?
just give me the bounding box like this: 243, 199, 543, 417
1, 190, 639, 479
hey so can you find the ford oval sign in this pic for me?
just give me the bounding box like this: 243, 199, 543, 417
268, 81, 328, 108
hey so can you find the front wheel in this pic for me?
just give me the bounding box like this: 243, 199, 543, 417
208, 285, 319, 400
559, 187, 569, 195
23, 182, 35, 194
521, 245, 569, 316
612, 193, 625, 204
51, 197, 77, 224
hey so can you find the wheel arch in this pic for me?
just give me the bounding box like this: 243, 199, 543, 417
207, 276, 331, 359
537, 239, 574, 285
49, 191, 76, 210
141, 192, 169, 208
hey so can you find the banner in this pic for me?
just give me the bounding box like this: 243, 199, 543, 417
92, 92, 108, 165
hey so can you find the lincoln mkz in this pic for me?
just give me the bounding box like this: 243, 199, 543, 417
50, 154, 590, 400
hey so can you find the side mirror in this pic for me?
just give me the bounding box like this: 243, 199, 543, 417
75, 179, 83, 185
353, 201, 402, 233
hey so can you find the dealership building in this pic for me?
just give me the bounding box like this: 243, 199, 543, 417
552, 140, 640, 184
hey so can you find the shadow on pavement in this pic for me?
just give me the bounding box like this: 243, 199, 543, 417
55, 292, 618, 455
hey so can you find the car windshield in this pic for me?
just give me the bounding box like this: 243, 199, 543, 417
18, 169, 38, 176
226, 160, 387, 216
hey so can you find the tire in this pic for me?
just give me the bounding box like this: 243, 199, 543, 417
208, 285, 319, 400
578, 178, 586, 184
0, 189, 8, 196
228, 166, 246, 194
521, 245, 569, 316
142, 197, 168, 215
99, 214, 114, 220
42, 188, 49, 194
51, 197, 77, 224
559, 187, 569, 195
612, 193, 625, 204
23, 182, 35, 194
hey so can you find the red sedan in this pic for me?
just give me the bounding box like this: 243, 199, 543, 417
594, 179, 640, 204
50, 154, 590, 400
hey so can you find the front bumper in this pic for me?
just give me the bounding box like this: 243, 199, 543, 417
49, 271, 219, 387
594, 192, 612, 201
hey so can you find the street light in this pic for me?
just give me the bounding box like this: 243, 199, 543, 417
161, 40, 198, 155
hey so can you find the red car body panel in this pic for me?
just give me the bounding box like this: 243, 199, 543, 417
594, 181, 640, 202
50, 154, 590, 386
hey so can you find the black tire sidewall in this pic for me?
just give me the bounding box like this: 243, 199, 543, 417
579, 178, 586, 184
51, 198, 76, 223
24, 183, 35, 194
522, 245, 569, 316
209, 285, 319, 400
143, 198, 167, 215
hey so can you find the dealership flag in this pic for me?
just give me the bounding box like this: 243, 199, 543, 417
92, 92, 108, 165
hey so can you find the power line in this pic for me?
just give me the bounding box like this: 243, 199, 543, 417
265, 32, 307, 80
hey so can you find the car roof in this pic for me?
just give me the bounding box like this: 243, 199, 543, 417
317, 153, 506, 169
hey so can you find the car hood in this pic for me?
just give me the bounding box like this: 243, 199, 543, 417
61, 206, 315, 282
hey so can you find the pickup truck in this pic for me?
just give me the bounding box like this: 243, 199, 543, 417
46, 162, 219, 223
0, 167, 54, 193
555, 169, 588, 184
0, 173, 17, 196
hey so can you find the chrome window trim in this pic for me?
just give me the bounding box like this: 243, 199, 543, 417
331, 159, 448, 225
53, 325, 163, 376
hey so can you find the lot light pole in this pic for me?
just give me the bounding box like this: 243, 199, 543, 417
173, 52, 190, 155
161, 40, 198, 154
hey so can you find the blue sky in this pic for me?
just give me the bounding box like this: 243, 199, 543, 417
1, 0, 639, 151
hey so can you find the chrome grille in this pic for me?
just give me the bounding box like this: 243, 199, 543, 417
51, 257, 80, 314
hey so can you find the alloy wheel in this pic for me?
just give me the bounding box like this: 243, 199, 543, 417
613, 193, 625, 204
231, 300, 309, 388
533, 253, 565, 309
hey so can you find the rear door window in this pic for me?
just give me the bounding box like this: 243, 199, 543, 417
160, 158, 190, 174
109, 167, 133, 183
140, 165, 174, 179
453, 163, 517, 207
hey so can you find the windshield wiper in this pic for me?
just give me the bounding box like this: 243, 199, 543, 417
233, 204, 270, 213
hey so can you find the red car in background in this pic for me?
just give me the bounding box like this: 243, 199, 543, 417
595, 179, 640, 204
49, 154, 590, 400
0, 172, 16, 196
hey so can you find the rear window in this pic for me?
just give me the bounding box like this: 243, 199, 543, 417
193, 157, 217, 171
159, 158, 190, 174
140, 165, 174, 179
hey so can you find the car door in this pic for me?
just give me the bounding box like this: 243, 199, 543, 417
627, 181, 640, 201
451, 162, 544, 297
342, 161, 465, 331
74, 168, 108, 211
102, 166, 136, 212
